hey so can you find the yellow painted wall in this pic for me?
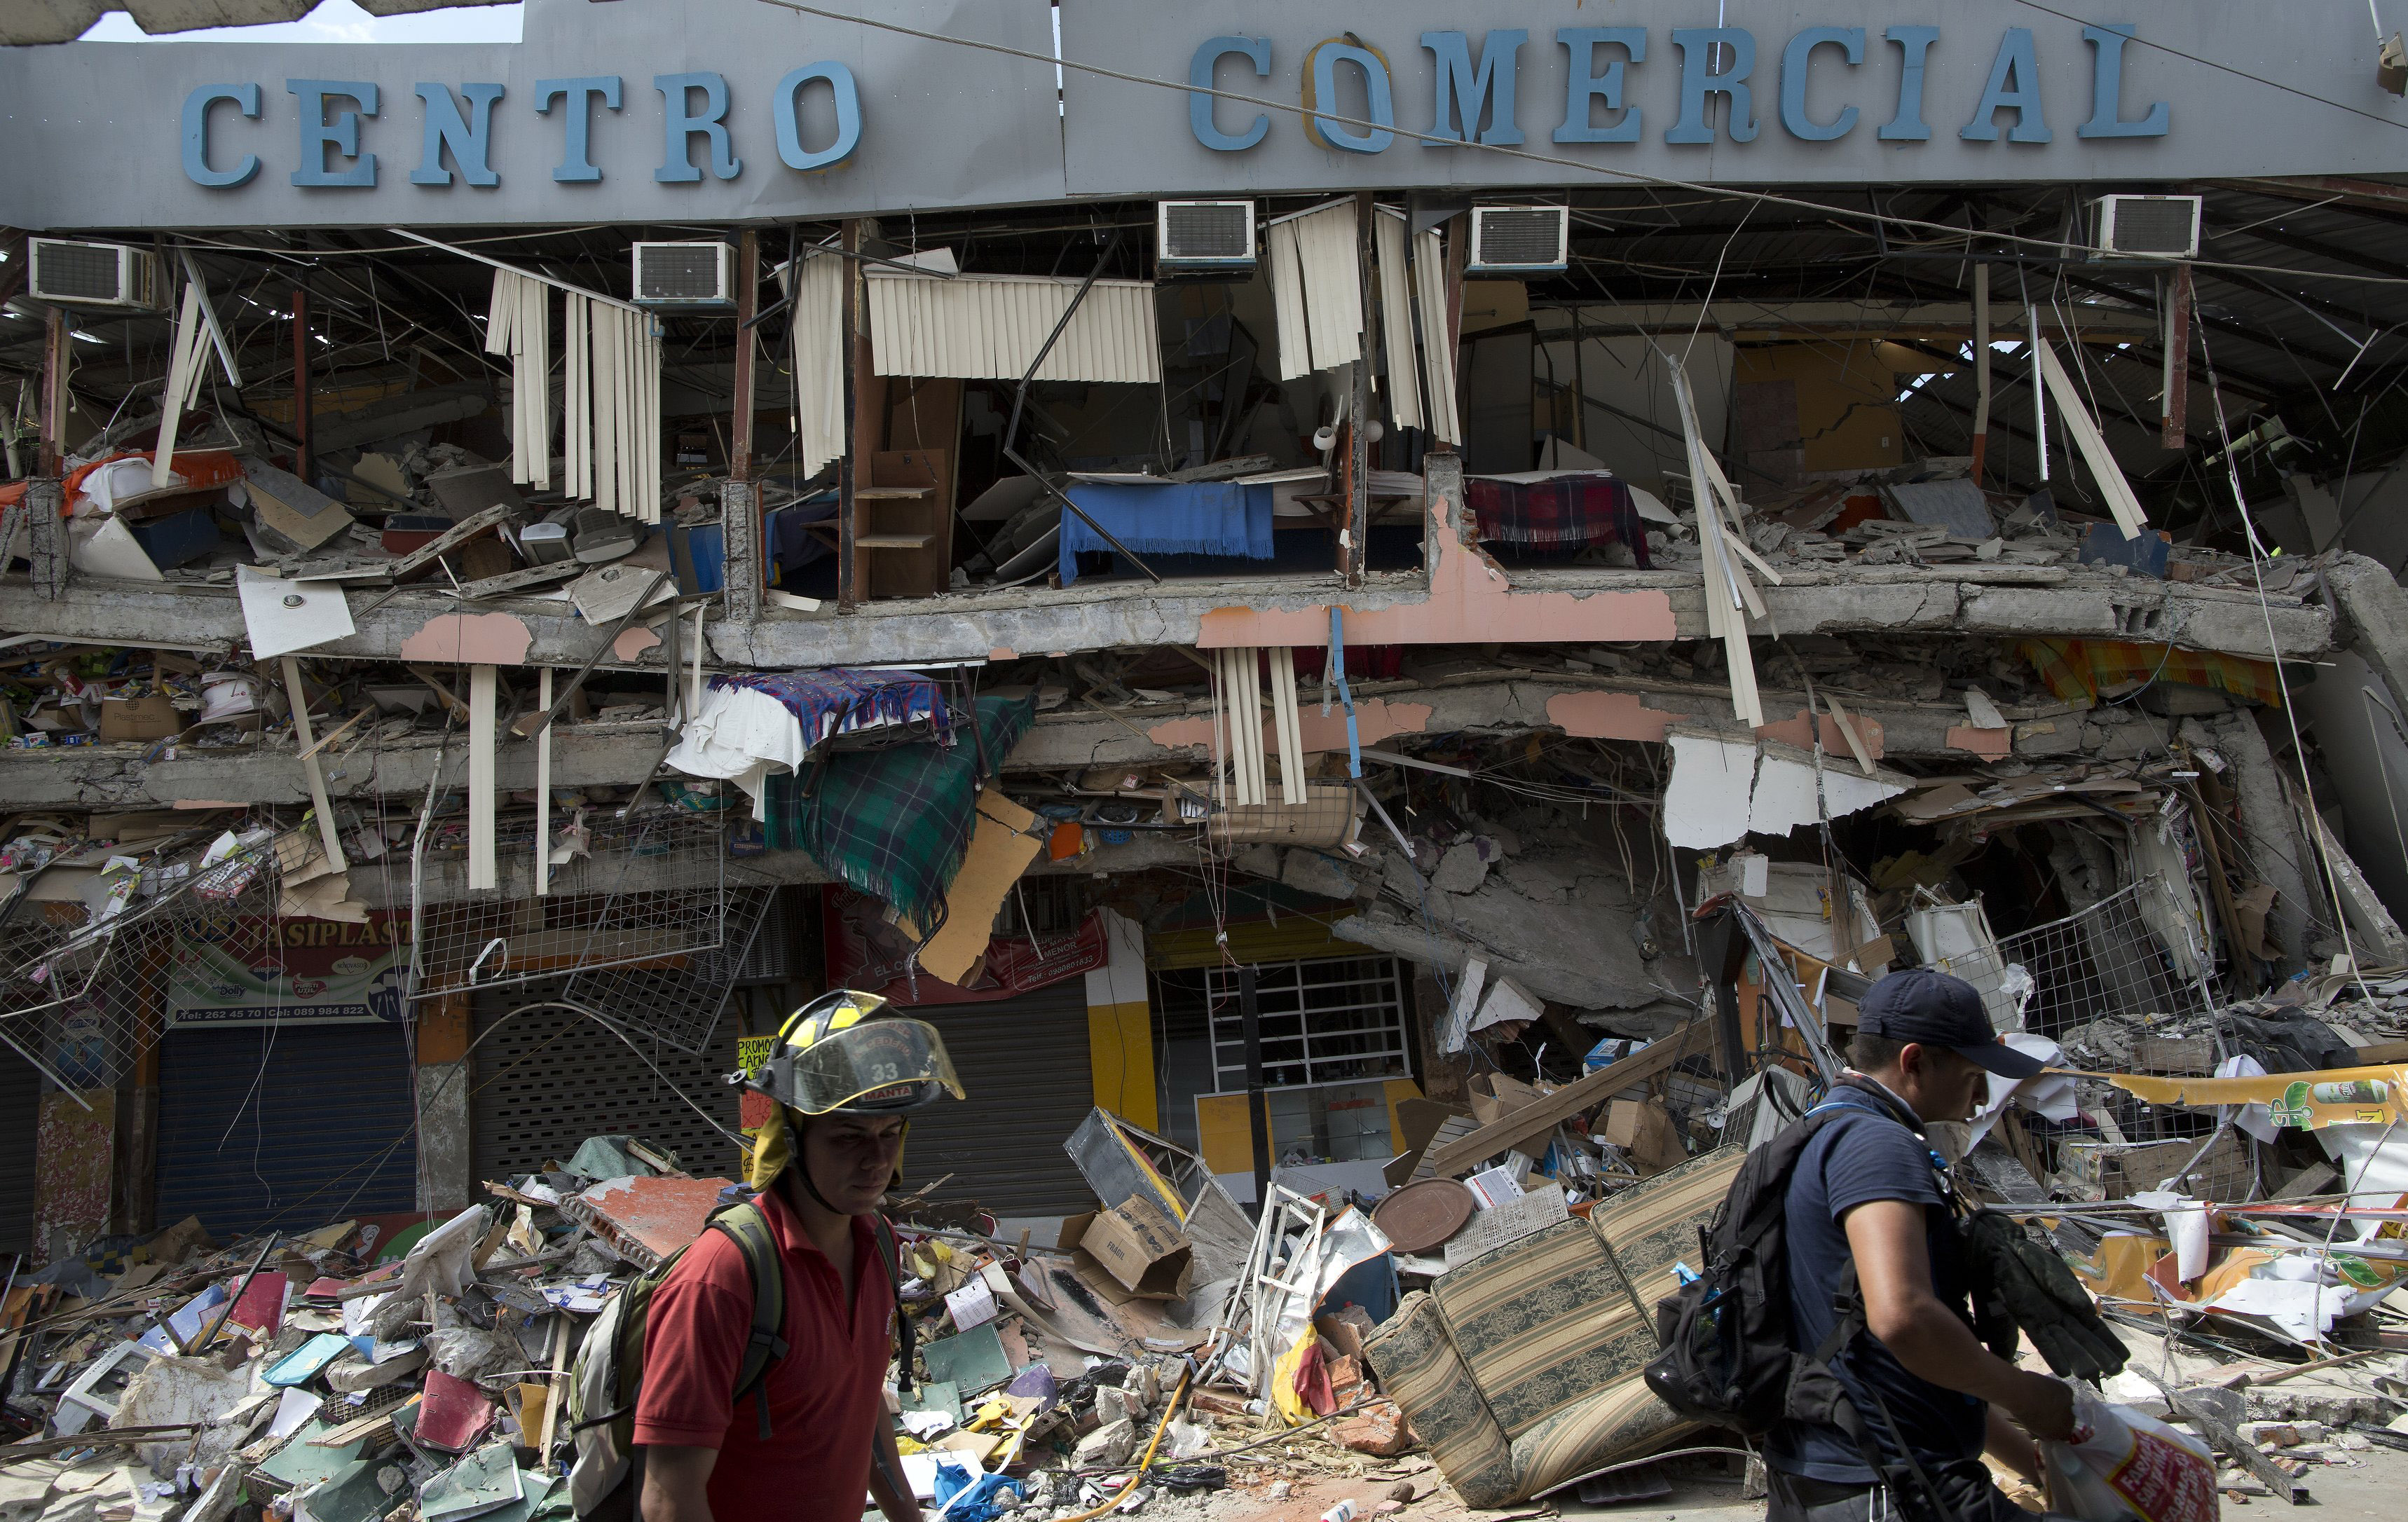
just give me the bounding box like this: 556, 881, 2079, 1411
1196, 1077, 1424, 1175
1084, 910, 1158, 1130
1735, 341, 1920, 473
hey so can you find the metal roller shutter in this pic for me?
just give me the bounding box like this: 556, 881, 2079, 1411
471, 982, 748, 1186
156, 1024, 419, 1240
0, 1053, 37, 1254
900, 986, 1095, 1218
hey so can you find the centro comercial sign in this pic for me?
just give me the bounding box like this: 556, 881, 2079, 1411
0, 0, 2395, 231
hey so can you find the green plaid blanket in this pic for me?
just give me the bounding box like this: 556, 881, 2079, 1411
762, 694, 1035, 933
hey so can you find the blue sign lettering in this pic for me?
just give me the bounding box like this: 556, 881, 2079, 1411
535, 76, 622, 183
774, 62, 862, 171
181, 83, 261, 188
1554, 27, 1645, 145
288, 79, 378, 188
1304, 40, 1394, 154
412, 83, 504, 186
1962, 27, 2051, 142
1422, 29, 1526, 147
1667, 28, 1757, 144
1779, 26, 1862, 142
656, 71, 741, 183
2079, 24, 2168, 138
1880, 25, 1940, 141
1189, 36, 1271, 151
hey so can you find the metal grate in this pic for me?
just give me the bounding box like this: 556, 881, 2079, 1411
1985, 879, 2215, 1036
1161, 201, 1255, 263
2100, 196, 2200, 257
559, 884, 776, 1055
29, 240, 127, 303
1469, 207, 1568, 270
1205, 954, 1409, 1090
634, 243, 727, 303
408, 809, 728, 1001
470, 980, 748, 1186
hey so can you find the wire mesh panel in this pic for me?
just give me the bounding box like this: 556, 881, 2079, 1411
1992, 879, 2215, 1036
561, 885, 776, 1055
0, 835, 289, 1090
409, 809, 728, 1000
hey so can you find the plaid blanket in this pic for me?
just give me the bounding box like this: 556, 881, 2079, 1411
716, 667, 950, 750
1465, 474, 1649, 564
762, 694, 1036, 933
2021, 638, 2284, 708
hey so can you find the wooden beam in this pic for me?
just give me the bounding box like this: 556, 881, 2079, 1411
1422, 1020, 1716, 1177
39, 305, 69, 477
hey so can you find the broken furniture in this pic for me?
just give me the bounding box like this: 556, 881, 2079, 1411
1363, 1145, 1744, 1506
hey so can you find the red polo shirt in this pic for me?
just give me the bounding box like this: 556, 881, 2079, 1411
633, 1186, 894, 1522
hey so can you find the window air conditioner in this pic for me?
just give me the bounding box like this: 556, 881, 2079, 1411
2094, 195, 2201, 259
631, 241, 735, 307
26, 240, 165, 309
1466, 206, 1570, 273
1157, 200, 1257, 268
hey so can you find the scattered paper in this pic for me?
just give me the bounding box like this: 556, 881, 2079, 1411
943, 1277, 999, 1332
238, 565, 355, 659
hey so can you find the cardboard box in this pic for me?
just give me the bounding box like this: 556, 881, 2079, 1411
100, 693, 182, 741
1602, 1099, 1685, 1174
1059, 1195, 1193, 1300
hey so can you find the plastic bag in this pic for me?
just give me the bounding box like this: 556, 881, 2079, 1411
2039, 1387, 2217, 1522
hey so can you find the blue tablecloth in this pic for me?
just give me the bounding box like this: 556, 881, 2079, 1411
1057, 481, 1275, 584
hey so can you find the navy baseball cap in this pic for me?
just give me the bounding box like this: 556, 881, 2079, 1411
1856, 968, 2044, 1080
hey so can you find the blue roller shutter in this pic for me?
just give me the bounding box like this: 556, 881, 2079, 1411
156, 1024, 419, 1240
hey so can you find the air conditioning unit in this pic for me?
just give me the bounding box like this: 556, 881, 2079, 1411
27, 240, 165, 309
2094, 195, 2201, 259
1467, 206, 1570, 273
1157, 200, 1257, 269
631, 241, 734, 307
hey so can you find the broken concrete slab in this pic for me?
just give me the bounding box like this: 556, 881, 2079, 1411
1431, 842, 1490, 894
1336, 845, 1676, 1012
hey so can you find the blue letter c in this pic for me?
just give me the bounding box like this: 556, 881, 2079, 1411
1190, 36, 1271, 151
183, 83, 262, 187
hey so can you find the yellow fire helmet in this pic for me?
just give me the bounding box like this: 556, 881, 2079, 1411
744, 988, 964, 1116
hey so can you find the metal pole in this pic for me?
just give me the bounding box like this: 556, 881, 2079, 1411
731, 229, 759, 483
1241, 965, 1272, 1216
1346, 192, 1374, 587
839, 219, 865, 611
292, 284, 311, 484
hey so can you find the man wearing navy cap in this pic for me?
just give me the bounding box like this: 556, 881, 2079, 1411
1767, 968, 2074, 1522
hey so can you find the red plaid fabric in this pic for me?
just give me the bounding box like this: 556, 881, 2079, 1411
1465, 474, 1649, 565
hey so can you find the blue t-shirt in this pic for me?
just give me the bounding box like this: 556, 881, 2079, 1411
1766, 1083, 1988, 1484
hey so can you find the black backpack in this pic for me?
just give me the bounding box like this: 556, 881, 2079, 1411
1641, 1086, 1964, 1522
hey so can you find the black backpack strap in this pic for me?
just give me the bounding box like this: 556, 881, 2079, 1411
707, 1202, 790, 1442
872, 1213, 915, 1394
1801, 1264, 1964, 1522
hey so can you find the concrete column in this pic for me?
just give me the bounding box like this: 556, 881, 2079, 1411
719, 477, 762, 624
414, 994, 474, 1212
1421, 451, 1465, 581
2324, 554, 2408, 718
2185, 712, 2318, 972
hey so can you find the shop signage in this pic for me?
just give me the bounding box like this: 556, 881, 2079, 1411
164, 911, 409, 1027
0, 0, 2397, 231
1179, 25, 2168, 156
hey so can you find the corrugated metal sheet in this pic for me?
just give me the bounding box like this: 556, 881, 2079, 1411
896, 984, 1095, 1217
156, 1024, 419, 1240
1373, 210, 1424, 432
865, 271, 1161, 384
0, 1053, 36, 1253
790, 252, 847, 477
1266, 203, 1364, 380
1412, 226, 1463, 446
472, 981, 747, 1184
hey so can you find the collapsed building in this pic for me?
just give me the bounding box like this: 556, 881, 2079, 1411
7, 0, 2408, 1509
